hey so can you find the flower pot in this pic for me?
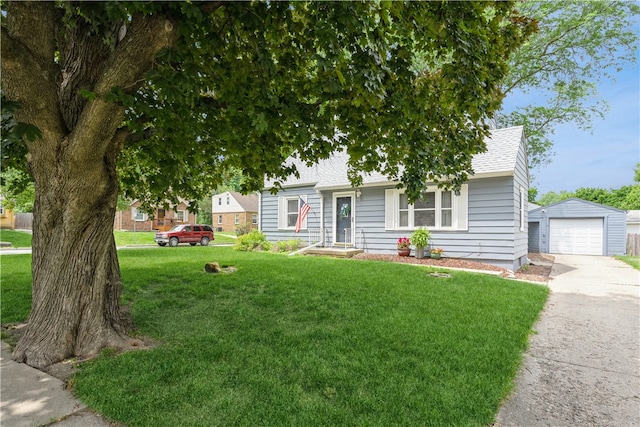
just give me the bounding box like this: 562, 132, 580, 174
415, 247, 425, 259
430, 252, 441, 260
397, 248, 411, 257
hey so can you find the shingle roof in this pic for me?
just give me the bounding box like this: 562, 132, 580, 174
266, 126, 525, 189
471, 126, 524, 175
231, 192, 258, 212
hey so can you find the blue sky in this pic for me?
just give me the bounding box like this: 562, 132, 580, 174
503, 56, 639, 196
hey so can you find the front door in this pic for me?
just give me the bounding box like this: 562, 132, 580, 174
334, 192, 355, 246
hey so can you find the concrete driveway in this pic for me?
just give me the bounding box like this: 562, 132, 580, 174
497, 255, 640, 426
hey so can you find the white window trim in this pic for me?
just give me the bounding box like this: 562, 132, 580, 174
385, 185, 468, 231
132, 207, 148, 222
218, 215, 223, 224
252, 214, 258, 225
176, 210, 188, 222
234, 214, 240, 224
519, 186, 525, 232
278, 195, 308, 231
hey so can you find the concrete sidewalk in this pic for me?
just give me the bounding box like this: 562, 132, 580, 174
497, 255, 640, 426
0, 341, 111, 427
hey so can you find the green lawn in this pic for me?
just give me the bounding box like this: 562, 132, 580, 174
615, 255, 640, 270
114, 230, 237, 246
0, 229, 32, 248
0, 229, 236, 248
1, 247, 548, 426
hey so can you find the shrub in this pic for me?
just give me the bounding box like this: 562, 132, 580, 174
235, 222, 253, 236
233, 230, 272, 252
274, 239, 302, 253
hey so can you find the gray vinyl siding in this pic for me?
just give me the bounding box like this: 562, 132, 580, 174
528, 198, 627, 255
262, 175, 527, 270
349, 176, 522, 271
344, 177, 527, 270
466, 177, 524, 270
260, 185, 321, 242
261, 132, 530, 270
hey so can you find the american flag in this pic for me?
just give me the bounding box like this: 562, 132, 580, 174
295, 197, 311, 233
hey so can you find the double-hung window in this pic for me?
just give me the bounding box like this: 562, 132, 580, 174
278, 195, 308, 230
385, 185, 467, 230
132, 207, 147, 221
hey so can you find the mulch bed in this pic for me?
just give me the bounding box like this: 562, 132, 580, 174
352, 252, 553, 283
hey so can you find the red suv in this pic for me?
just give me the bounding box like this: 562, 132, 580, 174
154, 224, 214, 247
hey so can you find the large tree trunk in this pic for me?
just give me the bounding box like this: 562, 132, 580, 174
12, 127, 130, 369
2, 2, 179, 368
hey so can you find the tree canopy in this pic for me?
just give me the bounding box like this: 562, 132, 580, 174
2, 1, 534, 368
500, 0, 639, 172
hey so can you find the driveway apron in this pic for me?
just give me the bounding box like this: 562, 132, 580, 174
497, 255, 640, 426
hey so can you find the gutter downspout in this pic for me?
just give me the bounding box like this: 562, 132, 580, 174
317, 189, 324, 246
258, 191, 262, 232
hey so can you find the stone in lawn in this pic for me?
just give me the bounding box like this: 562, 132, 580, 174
204, 262, 221, 273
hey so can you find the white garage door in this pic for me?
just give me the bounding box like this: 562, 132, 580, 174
549, 218, 603, 255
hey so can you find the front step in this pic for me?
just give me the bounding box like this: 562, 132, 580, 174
302, 247, 364, 258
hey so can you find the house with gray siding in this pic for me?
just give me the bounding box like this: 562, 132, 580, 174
528, 198, 627, 256
260, 126, 530, 271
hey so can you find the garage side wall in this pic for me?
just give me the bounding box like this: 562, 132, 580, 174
528, 198, 627, 256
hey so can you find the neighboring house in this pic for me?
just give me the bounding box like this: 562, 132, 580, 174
114, 199, 196, 231
627, 210, 640, 235
260, 126, 530, 271
528, 198, 627, 256
211, 191, 259, 232
0, 197, 16, 229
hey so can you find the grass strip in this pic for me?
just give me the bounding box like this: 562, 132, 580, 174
0, 230, 32, 248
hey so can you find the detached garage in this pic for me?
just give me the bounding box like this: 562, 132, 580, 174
528, 198, 627, 256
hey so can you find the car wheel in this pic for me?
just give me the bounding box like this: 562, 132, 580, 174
169, 237, 179, 247
158, 242, 167, 247
190, 242, 197, 246
200, 237, 210, 246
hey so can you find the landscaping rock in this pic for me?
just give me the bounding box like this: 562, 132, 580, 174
204, 262, 221, 273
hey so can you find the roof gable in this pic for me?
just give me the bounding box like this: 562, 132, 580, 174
529, 197, 627, 214
212, 191, 258, 212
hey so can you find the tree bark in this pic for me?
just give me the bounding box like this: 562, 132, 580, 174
2, 3, 179, 368
12, 130, 130, 368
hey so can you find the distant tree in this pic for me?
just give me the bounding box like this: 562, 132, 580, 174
537, 190, 575, 206
2, 1, 533, 368
622, 186, 640, 210
574, 187, 611, 206
214, 168, 244, 194
538, 184, 640, 209
528, 187, 538, 203
0, 168, 34, 212
626, 164, 640, 210
196, 196, 213, 225
500, 1, 640, 171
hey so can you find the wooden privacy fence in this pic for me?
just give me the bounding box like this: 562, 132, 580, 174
15, 213, 33, 230
627, 233, 640, 256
